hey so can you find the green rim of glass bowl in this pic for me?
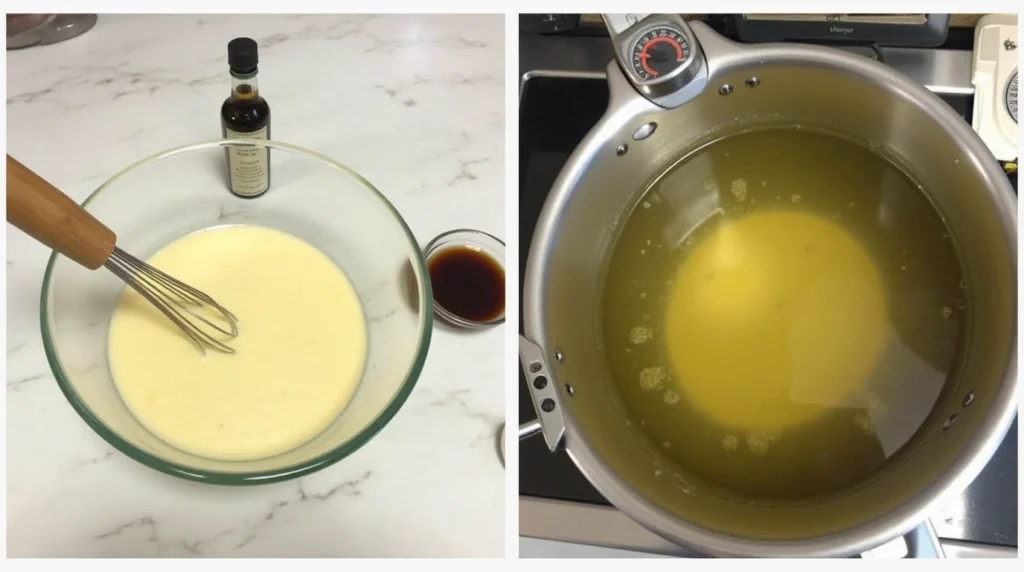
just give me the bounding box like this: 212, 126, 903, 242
39, 139, 433, 485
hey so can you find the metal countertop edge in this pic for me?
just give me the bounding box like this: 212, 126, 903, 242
519, 497, 1017, 558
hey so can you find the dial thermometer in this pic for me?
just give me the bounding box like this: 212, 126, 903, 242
604, 14, 708, 110
631, 27, 691, 81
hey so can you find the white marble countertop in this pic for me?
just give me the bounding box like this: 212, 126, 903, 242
6, 14, 505, 557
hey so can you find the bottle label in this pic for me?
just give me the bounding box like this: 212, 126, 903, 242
225, 126, 269, 197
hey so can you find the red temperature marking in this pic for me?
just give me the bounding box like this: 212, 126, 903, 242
638, 36, 685, 77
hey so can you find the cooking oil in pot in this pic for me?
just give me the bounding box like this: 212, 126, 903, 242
602, 127, 968, 500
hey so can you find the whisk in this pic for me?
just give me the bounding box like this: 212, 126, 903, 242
6, 155, 238, 354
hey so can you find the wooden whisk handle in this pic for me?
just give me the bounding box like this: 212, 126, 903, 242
6, 155, 116, 270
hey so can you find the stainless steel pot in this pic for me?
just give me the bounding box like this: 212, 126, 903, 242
521, 15, 1017, 558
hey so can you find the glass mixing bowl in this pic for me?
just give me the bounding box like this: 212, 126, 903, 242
40, 140, 432, 484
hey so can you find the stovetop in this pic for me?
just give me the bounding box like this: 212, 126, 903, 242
518, 52, 1018, 549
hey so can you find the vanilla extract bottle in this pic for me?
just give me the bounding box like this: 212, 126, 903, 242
221, 37, 271, 198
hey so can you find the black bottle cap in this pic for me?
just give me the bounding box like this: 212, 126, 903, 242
228, 37, 258, 73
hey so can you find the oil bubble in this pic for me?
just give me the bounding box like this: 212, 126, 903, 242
854, 413, 876, 436
730, 178, 749, 202
629, 326, 653, 344
862, 391, 888, 416
639, 366, 666, 391
746, 429, 781, 456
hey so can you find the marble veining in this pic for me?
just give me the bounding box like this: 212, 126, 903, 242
6, 14, 504, 558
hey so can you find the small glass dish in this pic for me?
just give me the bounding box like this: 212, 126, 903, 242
41, 139, 432, 485
423, 229, 506, 330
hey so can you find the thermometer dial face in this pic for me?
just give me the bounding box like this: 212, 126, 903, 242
630, 27, 690, 81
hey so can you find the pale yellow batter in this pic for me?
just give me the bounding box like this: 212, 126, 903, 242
664, 210, 888, 431
108, 225, 367, 461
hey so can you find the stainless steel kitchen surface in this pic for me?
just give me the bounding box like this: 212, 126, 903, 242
518, 15, 1017, 558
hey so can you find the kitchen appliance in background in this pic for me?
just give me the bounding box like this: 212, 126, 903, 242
519, 13, 1018, 559
971, 14, 1018, 163
725, 14, 951, 47
7, 14, 97, 50
519, 14, 582, 35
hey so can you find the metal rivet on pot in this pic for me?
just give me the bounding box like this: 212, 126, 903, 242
942, 414, 958, 431
565, 383, 575, 396
962, 391, 975, 407
528, 362, 541, 374
541, 398, 556, 412
745, 77, 760, 88
616, 143, 629, 156
632, 122, 657, 141
719, 84, 733, 95
532, 375, 548, 390
554, 349, 564, 363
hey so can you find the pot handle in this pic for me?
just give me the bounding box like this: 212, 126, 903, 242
519, 335, 567, 451
902, 520, 945, 558
519, 419, 543, 440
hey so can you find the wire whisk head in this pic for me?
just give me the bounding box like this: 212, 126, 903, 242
105, 247, 238, 354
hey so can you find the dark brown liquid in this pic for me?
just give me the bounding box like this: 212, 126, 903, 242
220, 86, 271, 134
220, 84, 271, 198
428, 247, 505, 323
